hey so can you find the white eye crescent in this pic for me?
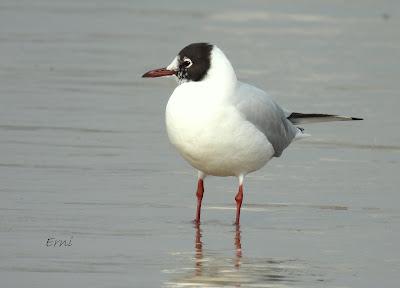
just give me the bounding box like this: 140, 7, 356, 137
182, 57, 193, 68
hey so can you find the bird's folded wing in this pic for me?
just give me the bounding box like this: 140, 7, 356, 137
233, 82, 298, 157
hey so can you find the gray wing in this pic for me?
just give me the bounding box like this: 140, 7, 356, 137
233, 82, 298, 157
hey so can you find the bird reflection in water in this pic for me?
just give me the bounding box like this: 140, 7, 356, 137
234, 224, 242, 269
194, 223, 203, 277
165, 224, 308, 287
194, 223, 242, 280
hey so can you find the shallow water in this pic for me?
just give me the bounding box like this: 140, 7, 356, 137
1, 0, 399, 287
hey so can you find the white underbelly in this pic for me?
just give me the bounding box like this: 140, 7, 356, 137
166, 100, 274, 176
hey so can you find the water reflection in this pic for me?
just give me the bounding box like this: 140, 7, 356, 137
194, 224, 242, 277
194, 223, 202, 277
165, 224, 315, 287
234, 224, 242, 269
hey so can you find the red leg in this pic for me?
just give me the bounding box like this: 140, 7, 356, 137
234, 184, 243, 225
194, 179, 204, 224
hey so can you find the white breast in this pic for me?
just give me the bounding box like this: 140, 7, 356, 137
165, 82, 275, 177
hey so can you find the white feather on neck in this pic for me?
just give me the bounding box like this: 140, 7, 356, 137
202, 46, 237, 94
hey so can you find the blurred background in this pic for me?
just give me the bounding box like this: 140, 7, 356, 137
0, 0, 399, 287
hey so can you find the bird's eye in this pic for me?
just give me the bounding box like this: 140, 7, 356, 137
182, 58, 193, 68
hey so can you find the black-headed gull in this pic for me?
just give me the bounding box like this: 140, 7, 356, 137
142, 43, 362, 225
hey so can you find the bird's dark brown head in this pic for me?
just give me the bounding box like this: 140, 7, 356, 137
142, 42, 213, 83
176, 43, 213, 82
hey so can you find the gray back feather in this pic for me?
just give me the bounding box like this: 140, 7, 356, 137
233, 82, 298, 157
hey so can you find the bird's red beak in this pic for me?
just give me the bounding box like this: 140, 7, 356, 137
142, 67, 176, 78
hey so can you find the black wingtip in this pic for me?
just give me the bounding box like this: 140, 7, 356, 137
351, 117, 363, 120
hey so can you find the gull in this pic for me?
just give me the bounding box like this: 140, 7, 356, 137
142, 43, 362, 225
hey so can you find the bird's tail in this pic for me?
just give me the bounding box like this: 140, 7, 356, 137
287, 112, 363, 125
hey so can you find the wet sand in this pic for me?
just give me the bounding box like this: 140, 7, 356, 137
1, 0, 399, 287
